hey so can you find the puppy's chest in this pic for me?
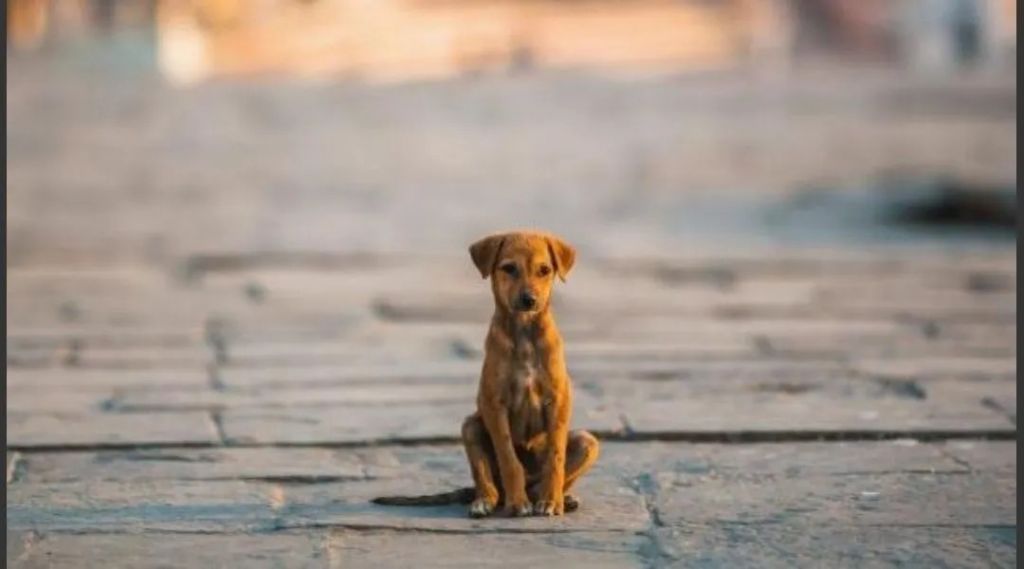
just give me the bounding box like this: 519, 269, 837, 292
506, 342, 547, 438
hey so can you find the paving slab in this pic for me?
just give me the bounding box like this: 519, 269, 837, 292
220, 339, 452, 368
217, 361, 480, 388
6, 480, 278, 532
851, 356, 1017, 381
653, 524, 1017, 569
6, 368, 211, 391
596, 440, 970, 477
941, 440, 1017, 473
327, 530, 647, 568
8, 532, 328, 569
8, 412, 221, 449
219, 397, 623, 444
19, 447, 373, 484
653, 471, 1015, 527
611, 377, 1015, 435
218, 404, 471, 445
6, 328, 204, 350
111, 383, 479, 412
281, 477, 650, 533
7, 389, 113, 415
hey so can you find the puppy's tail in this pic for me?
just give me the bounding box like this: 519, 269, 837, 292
371, 487, 476, 506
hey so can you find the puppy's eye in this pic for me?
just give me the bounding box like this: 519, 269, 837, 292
538, 265, 552, 277
500, 264, 518, 277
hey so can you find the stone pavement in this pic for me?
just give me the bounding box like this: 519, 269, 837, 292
6, 249, 1016, 567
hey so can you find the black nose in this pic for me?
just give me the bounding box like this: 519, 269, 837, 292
517, 292, 537, 309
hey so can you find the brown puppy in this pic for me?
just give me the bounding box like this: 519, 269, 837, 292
462, 230, 599, 517
372, 230, 599, 517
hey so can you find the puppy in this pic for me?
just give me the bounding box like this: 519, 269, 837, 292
373, 230, 599, 517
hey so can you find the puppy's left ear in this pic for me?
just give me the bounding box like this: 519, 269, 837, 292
469, 234, 506, 279
546, 235, 576, 282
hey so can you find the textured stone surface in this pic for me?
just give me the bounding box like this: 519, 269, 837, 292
327, 531, 647, 568
7, 368, 211, 390
7, 480, 277, 532
19, 447, 372, 484
941, 440, 1017, 473
8, 532, 327, 569
8, 441, 1016, 565
219, 403, 470, 445
611, 377, 1016, 435
8, 412, 220, 448
654, 525, 1017, 568
654, 471, 1015, 527
6, 253, 1016, 561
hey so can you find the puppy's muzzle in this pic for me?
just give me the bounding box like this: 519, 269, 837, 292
514, 291, 538, 311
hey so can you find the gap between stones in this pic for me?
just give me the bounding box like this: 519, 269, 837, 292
6, 428, 1016, 453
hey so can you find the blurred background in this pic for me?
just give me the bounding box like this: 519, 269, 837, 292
6, 0, 1016, 264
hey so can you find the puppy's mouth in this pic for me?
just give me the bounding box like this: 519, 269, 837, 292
511, 295, 541, 313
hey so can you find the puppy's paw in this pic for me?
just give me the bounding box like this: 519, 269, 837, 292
531, 498, 565, 516
468, 498, 496, 518
501, 499, 533, 517
564, 494, 580, 513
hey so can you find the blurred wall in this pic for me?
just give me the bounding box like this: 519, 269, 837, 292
8, 0, 1016, 85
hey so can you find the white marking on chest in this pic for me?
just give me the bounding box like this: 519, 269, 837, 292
512, 340, 540, 404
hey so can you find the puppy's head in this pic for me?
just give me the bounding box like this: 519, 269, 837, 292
469, 230, 575, 314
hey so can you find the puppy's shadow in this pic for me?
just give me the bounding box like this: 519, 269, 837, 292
364, 503, 468, 520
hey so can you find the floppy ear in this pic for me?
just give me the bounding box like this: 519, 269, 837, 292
468, 234, 506, 279
546, 235, 576, 282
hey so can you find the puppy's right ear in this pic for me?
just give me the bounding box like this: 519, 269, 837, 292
469, 234, 506, 279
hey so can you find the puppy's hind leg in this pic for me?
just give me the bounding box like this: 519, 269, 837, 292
462, 414, 501, 518
562, 430, 600, 512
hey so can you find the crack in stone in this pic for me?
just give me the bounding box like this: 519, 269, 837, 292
208, 411, 228, 445
207, 364, 227, 391
937, 447, 975, 472
203, 318, 230, 367
628, 472, 671, 568
980, 397, 1016, 425
6, 429, 1015, 454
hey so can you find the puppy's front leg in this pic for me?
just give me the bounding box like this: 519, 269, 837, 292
479, 404, 531, 516
535, 392, 570, 516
